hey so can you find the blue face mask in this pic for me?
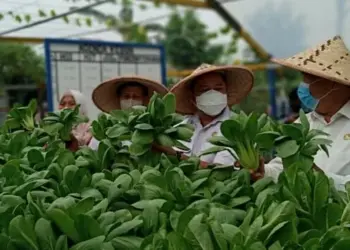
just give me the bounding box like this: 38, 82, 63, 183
297, 82, 319, 110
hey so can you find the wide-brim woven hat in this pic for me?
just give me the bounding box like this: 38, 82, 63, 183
272, 35, 350, 86
92, 76, 168, 112
170, 64, 254, 115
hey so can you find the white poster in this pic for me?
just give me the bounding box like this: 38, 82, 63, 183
45, 39, 166, 120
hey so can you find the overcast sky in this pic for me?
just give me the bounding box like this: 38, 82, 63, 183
0, 0, 349, 60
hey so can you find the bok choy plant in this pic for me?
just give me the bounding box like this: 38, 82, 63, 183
201, 111, 275, 170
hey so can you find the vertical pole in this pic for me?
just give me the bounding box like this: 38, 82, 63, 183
267, 69, 277, 119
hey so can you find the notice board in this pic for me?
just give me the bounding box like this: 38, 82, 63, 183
44, 38, 166, 119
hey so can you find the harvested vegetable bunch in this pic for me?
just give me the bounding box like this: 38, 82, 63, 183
104, 92, 195, 157
41, 105, 88, 141
91, 113, 114, 141
255, 110, 332, 170
202, 111, 273, 170
4, 99, 37, 131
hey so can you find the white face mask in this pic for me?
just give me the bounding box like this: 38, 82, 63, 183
196, 90, 228, 116
120, 99, 143, 110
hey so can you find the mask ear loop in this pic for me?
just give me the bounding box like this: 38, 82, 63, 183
318, 82, 339, 101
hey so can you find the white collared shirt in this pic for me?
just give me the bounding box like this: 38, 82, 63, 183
265, 100, 350, 190
180, 107, 236, 166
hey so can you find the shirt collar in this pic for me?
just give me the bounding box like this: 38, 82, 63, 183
311, 100, 350, 122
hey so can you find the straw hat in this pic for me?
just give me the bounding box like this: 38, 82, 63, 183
272, 35, 350, 86
92, 76, 168, 112
170, 64, 254, 114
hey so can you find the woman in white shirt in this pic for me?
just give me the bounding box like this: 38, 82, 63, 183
89, 76, 168, 150
252, 36, 350, 190
153, 63, 254, 168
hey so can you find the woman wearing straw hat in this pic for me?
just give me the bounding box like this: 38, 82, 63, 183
251, 35, 350, 190
88, 76, 168, 150
153, 63, 254, 168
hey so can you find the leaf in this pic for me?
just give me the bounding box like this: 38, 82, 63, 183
299, 109, 310, 133
163, 93, 176, 115
47, 208, 80, 243
220, 119, 241, 142
129, 143, 149, 156
35, 218, 56, 250
167, 232, 190, 249
131, 130, 154, 145
209, 220, 228, 250
38, 9, 46, 17
208, 136, 234, 147
106, 125, 129, 138
255, 131, 280, 149
244, 112, 258, 138
310, 138, 333, 146
27, 149, 44, 165
282, 124, 304, 141
55, 235, 68, 250
9, 215, 39, 250
70, 236, 105, 250
134, 123, 154, 131
200, 146, 228, 156
107, 219, 143, 241
1, 195, 25, 208
111, 236, 143, 250
275, 140, 299, 158
74, 214, 104, 241
108, 174, 132, 203
187, 214, 215, 250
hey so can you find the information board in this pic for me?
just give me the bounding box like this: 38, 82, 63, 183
44, 38, 166, 119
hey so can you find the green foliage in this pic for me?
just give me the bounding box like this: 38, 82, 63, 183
207, 109, 331, 171
0, 43, 45, 85
91, 92, 193, 166
202, 112, 275, 170
0, 94, 350, 250
164, 10, 225, 69
41, 106, 88, 141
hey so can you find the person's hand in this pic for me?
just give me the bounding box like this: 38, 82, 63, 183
65, 134, 79, 152
152, 143, 177, 156
234, 157, 265, 181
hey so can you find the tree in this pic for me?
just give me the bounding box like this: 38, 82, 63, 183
0, 0, 163, 30
0, 43, 45, 85
164, 9, 235, 69
71, 0, 164, 43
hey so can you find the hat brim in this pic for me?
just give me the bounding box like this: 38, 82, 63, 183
170, 66, 254, 115
271, 58, 350, 86
92, 76, 168, 112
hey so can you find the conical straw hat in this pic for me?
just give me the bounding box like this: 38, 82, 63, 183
272, 35, 350, 86
92, 76, 168, 112
170, 63, 254, 115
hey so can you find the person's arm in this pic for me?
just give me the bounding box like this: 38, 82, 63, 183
212, 149, 237, 167
263, 157, 284, 182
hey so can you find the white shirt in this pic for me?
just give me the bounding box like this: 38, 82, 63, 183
265, 100, 350, 190
180, 107, 235, 166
